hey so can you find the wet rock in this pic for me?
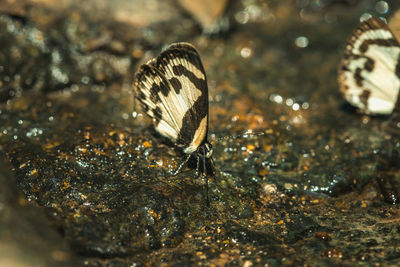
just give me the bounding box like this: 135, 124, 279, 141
1, 0, 400, 266
0, 0, 202, 102
1, 88, 229, 262
0, 13, 131, 102
177, 0, 229, 34
0, 161, 80, 266
225, 221, 279, 247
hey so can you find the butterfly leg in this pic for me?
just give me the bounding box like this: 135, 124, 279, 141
195, 155, 200, 177
202, 151, 210, 207
133, 89, 138, 115
173, 154, 191, 176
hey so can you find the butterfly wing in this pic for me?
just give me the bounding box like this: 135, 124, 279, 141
135, 43, 209, 153
135, 64, 182, 142
338, 17, 400, 115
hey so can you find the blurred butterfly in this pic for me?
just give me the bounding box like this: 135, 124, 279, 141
338, 17, 400, 115
134, 42, 215, 176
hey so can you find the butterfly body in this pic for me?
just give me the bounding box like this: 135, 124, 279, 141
134, 43, 214, 174
339, 17, 400, 115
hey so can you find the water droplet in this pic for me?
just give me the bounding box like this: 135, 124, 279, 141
269, 94, 283, 104
240, 47, 252, 58
81, 76, 90, 84
235, 11, 249, 24
71, 84, 79, 92
301, 102, 309, 109
286, 98, 294, 106
295, 36, 309, 48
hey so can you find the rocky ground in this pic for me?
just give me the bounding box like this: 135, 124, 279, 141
1, 0, 399, 266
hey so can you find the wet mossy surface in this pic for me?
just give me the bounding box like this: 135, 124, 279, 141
1, 0, 400, 266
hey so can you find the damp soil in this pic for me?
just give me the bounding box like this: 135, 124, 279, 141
1, 0, 400, 266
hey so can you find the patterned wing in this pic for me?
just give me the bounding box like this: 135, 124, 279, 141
338, 17, 400, 115
134, 43, 209, 152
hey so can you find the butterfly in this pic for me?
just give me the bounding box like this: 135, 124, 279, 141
134, 42, 215, 176
338, 17, 400, 115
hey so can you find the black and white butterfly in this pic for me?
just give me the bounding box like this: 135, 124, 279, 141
134, 42, 214, 176
338, 17, 400, 115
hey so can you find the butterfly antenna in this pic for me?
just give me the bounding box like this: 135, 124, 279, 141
216, 130, 266, 142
